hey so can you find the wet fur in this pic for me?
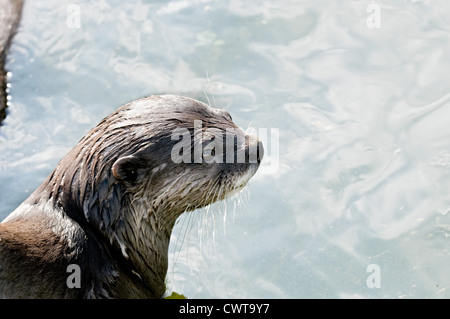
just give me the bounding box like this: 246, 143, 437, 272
0, 94, 262, 298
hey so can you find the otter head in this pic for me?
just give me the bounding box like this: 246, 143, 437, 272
108, 95, 264, 224
54, 94, 262, 296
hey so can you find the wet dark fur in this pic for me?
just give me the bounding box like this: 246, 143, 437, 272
0, 0, 23, 123
0, 94, 262, 298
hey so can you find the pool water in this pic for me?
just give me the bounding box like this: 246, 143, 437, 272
1, 0, 450, 298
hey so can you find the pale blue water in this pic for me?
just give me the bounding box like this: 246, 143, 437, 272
1, 0, 450, 298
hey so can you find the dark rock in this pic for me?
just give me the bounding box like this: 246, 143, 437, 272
0, 0, 23, 125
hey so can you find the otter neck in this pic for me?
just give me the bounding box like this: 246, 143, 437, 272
40, 157, 178, 298
113, 198, 177, 298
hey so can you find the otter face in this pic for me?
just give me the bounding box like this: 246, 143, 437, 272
109, 95, 263, 223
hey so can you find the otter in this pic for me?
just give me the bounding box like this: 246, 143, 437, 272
0, 94, 263, 298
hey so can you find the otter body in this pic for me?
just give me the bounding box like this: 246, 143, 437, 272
0, 94, 263, 298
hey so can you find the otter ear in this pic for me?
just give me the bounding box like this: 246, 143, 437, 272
112, 155, 141, 182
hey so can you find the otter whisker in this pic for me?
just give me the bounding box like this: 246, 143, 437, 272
171, 204, 195, 270
246, 120, 255, 133
204, 68, 217, 109
202, 87, 211, 109
196, 176, 222, 247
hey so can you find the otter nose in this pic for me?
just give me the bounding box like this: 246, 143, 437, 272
257, 140, 264, 162
246, 138, 264, 164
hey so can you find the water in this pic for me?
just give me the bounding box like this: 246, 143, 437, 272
1, 0, 450, 298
